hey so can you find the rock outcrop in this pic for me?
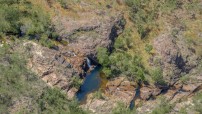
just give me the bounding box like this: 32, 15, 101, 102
153, 33, 199, 85
81, 77, 136, 114
19, 11, 125, 99
53, 11, 125, 63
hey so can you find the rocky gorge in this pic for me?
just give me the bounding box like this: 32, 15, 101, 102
0, 0, 202, 114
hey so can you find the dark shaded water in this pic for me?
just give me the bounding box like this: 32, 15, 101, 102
76, 66, 102, 102
129, 86, 140, 110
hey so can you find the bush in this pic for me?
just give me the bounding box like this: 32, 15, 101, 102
114, 29, 133, 50
70, 76, 83, 89
151, 67, 166, 85
97, 47, 110, 67
0, 44, 43, 113
0, 0, 50, 35
112, 102, 136, 114
125, 0, 158, 39
145, 44, 153, 54
0, 44, 88, 113
97, 46, 146, 81
57, 0, 68, 9
93, 89, 104, 99
38, 88, 88, 114
193, 93, 202, 113
0, 0, 59, 48
152, 97, 173, 114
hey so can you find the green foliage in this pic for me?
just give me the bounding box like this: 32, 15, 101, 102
179, 107, 188, 114
151, 97, 173, 114
39, 35, 56, 48
93, 89, 104, 99
97, 47, 110, 67
70, 76, 83, 89
57, 0, 68, 9
0, 44, 45, 113
193, 93, 202, 113
145, 44, 153, 54
151, 67, 166, 85
112, 102, 136, 114
114, 29, 133, 50
0, 0, 58, 48
125, 0, 159, 39
38, 88, 88, 114
179, 74, 190, 84
38, 88, 68, 112
97, 29, 146, 81
97, 46, 146, 81
125, 0, 181, 39
0, 0, 50, 35
0, 44, 88, 114
109, 52, 146, 81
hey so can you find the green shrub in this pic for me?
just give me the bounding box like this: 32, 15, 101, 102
0, 0, 50, 35
39, 35, 55, 48
93, 89, 104, 99
125, 0, 158, 39
0, 44, 88, 114
151, 67, 166, 85
97, 46, 146, 81
193, 93, 202, 113
70, 76, 83, 89
114, 29, 133, 50
57, 0, 68, 9
112, 102, 136, 114
38, 88, 88, 114
0, 44, 44, 113
97, 47, 110, 67
152, 97, 173, 114
145, 44, 153, 54
0, 0, 58, 48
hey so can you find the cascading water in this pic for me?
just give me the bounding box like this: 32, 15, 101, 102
86, 58, 91, 68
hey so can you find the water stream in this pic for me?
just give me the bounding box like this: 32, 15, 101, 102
129, 86, 140, 110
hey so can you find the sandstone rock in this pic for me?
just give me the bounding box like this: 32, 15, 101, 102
53, 11, 125, 63
182, 83, 202, 92
152, 88, 162, 96
153, 33, 199, 84
140, 87, 153, 100
67, 87, 78, 99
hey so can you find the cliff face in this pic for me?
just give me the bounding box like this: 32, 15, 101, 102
19, 12, 125, 99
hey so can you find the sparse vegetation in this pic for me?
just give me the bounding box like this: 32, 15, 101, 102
0, 0, 202, 113
93, 89, 104, 99
70, 76, 83, 89
151, 97, 173, 114
38, 88, 88, 114
0, 0, 60, 48
0, 44, 87, 113
151, 67, 166, 85
97, 29, 147, 82
112, 102, 136, 114
193, 92, 202, 113
145, 44, 153, 54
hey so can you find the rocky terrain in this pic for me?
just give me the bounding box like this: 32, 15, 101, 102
0, 0, 202, 114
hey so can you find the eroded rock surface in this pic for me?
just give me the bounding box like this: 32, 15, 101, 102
153, 33, 199, 84
19, 11, 125, 100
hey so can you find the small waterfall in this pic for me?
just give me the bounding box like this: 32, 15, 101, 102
87, 58, 91, 68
